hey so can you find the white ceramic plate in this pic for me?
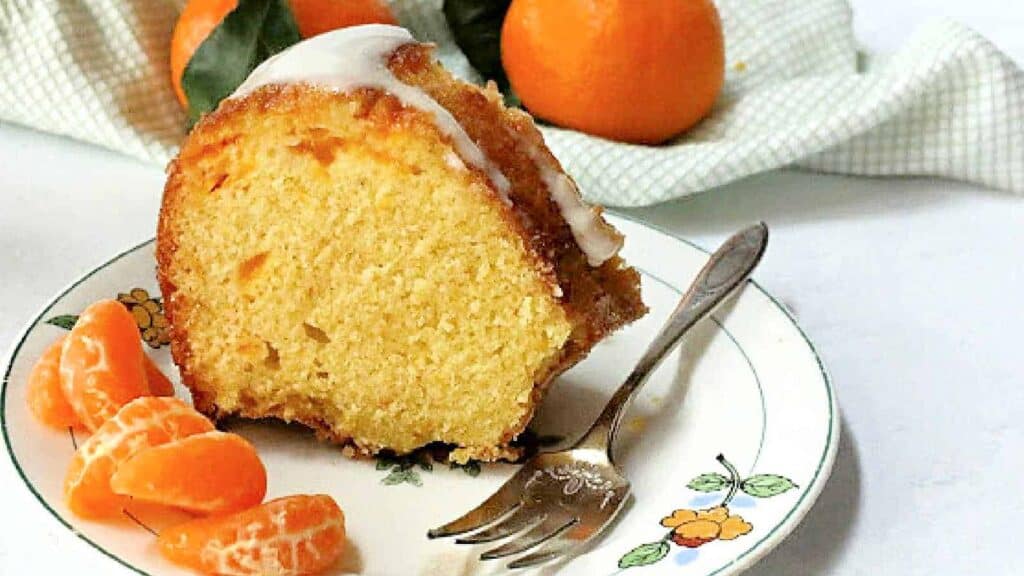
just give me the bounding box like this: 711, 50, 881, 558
2, 214, 837, 575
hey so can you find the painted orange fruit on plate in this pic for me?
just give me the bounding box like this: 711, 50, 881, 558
63, 397, 214, 519
111, 430, 266, 515
158, 494, 346, 575
59, 299, 149, 431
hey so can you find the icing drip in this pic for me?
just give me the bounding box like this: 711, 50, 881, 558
543, 171, 623, 267
513, 130, 623, 266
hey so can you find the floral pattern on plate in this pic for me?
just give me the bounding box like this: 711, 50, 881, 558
619, 453, 797, 569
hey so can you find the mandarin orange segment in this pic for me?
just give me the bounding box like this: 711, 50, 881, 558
158, 494, 346, 575
26, 336, 81, 429
60, 299, 149, 431
111, 430, 266, 515
64, 396, 214, 519
143, 354, 176, 397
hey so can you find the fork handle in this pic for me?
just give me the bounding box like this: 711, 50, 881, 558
575, 223, 769, 461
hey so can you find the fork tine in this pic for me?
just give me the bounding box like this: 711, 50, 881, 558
455, 503, 544, 544
479, 513, 578, 560
427, 474, 527, 539
505, 534, 580, 570
506, 515, 606, 569
428, 501, 520, 539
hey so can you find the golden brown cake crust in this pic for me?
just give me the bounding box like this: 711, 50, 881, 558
390, 45, 646, 339
158, 44, 645, 462
388, 45, 648, 435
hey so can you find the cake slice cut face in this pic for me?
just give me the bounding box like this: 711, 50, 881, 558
157, 25, 646, 461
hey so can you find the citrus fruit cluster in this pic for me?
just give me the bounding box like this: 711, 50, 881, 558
173, 0, 723, 144
26, 299, 347, 575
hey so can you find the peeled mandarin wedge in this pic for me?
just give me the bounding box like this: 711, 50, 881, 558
60, 300, 149, 430
110, 430, 266, 515
64, 397, 214, 519
26, 336, 81, 429
158, 494, 346, 576
143, 354, 176, 397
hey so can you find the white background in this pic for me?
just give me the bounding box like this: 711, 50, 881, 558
2, 1, 1023, 575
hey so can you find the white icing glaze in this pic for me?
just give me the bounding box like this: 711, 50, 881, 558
514, 133, 623, 266
231, 25, 619, 266
232, 25, 511, 201
443, 150, 466, 172
544, 170, 623, 267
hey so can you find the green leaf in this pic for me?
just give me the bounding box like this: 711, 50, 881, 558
45, 315, 78, 330
618, 541, 670, 569
182, 0, 301, 124
376, 459, 394, 471
687, 472, 730, 492
257, 0, 300, 55
443, 0, 515, 99
741, 474, 798, 498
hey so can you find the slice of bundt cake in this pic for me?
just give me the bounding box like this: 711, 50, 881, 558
157, 25, 646, 462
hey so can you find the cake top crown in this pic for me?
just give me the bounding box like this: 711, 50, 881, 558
232, 25, 620, 267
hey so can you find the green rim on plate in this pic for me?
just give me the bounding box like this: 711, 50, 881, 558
2, 215, 837, 575
2, 238, 158, 576
610, 212, 837, 576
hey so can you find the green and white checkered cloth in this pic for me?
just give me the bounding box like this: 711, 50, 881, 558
1, 0, 1021, 206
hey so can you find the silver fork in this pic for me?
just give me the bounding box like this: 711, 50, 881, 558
427, 223, 770, 570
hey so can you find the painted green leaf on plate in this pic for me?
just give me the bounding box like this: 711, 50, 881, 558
382, 468, 423, 486
618, 540, 670, 569
741, 474, 797, 498
45, 315, 78, 330
687, 472, 730, 492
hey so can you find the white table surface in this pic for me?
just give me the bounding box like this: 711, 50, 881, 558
2, 2, 1023, 575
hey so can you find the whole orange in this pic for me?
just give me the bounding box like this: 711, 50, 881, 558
500, 0, 725, 144
170, 0, 397, 108
288, 0, 397, 38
